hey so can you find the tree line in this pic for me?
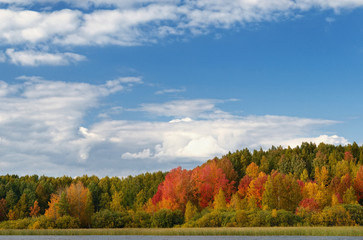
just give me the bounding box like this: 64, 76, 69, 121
0, 142, 362, 228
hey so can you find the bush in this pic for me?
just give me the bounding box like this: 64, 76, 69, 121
311, 206, 355, 226
130, 211, 152, 228
0, 218, 33, 229
342, 204, 363, 225
55, 215, 80, 229
194, 210, 235, 227
30, 216, 55, 229
235, 209, 299, 227
273, 210, 300, 226
249, 210, 272, 227
152, 209, 183, 228
235, 210, 249, 227
91, 209, 131, 228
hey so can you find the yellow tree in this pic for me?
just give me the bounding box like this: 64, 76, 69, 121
214, 188, 226, 210
110, 191, 124, 212
66, 182, 93, 227
302, 182, 318, 199
343, 186, 357, 204
44, 194, 60, 220
246, 162, 260, 179
300, 169, 309, 182
184, 201, 197, 222
229, 193, 244, 210
315, 166, 329, 186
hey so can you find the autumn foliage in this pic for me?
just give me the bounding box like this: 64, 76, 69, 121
0, 142, 362, 228
151, 159, 236, 210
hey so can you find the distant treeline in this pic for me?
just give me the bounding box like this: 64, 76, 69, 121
0, 142, 362, 229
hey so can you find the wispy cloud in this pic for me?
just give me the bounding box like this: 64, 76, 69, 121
155, 87, 186, 95
5, 49, 86, 66
131, 99, 224, 118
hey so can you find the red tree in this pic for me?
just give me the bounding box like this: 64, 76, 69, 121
354, 166, 363, 201
151, 167, 195, 211
29, 200, 40, 217
298, 198, 319, 212
238, 175, 252, 198
192, 161, 235, 208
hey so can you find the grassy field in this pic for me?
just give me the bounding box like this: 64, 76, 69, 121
0, 227, 362, 236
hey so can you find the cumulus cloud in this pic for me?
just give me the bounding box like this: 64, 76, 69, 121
5, 48, 86, 66
0, 78, 350, 177
0, 76, 141, 176
77, 114, 348, 169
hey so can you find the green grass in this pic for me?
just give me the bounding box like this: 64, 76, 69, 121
0, 227, 362, 236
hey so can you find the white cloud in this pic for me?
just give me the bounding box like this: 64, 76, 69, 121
0, 76, 140, 176
278, 134, 349, 147
115, 77, 143, 84
155, 87, 186, 95
133, 99, 224, 118
0, 1, 362, 49
5, 48, 86, 66
169, 117, 193, 123
77, 114, 347, 167
0, 78, 350, 177
0, 9, 81, 45
122, 148, 152, 159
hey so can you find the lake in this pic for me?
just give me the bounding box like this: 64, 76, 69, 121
0, 236, 361, 240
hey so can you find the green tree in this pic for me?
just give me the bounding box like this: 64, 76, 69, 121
5, 190, 17, 209
110, 191, 124, 212
134, 190, 146, 211
57, 192, 69, 216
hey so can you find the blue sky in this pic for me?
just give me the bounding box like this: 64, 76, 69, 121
0, 0, 362, 177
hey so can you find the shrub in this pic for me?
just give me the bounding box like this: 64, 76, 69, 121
235, 210, 249, 227
91, 209, 131, 228
273, 210, 300, 226
55, 215, 80, 229
249, 210, 272, 227
311, 205, 355, 226
342, 204, 363, 225
194, 210, 235, 227
31, 216, 55, 229
130, 211, 152, 228
152, 209, 183, 228
0, 218, 34, 229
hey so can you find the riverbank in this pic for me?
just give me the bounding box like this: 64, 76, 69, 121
0, 227, 362, 236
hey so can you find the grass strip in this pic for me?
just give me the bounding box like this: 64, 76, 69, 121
0, 227, 362, 236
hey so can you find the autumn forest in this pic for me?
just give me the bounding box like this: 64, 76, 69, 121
0, 142, 362, 229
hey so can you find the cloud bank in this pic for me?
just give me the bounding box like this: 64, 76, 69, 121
0, 1, 363, 65
0, 78, 349, 176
